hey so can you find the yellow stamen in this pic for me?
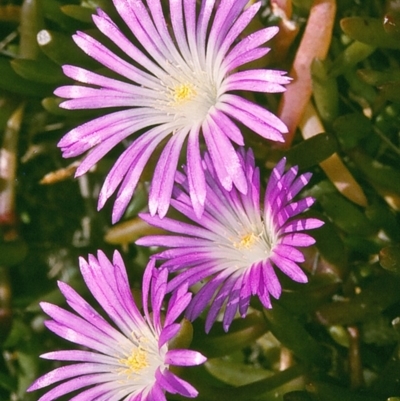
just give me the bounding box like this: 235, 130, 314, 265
171, 83, 197, 104
119, 347, 149, 377
233, 233, 258, 250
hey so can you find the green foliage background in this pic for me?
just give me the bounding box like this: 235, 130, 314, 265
0, 0, 400, 400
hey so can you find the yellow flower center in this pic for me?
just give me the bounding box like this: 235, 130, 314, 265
171, 83, 197, 104
233, 233, 258, 250
119, 347, 149, 377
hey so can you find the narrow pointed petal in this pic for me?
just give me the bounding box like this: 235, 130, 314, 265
165, 350, 206, 366
54, 1, 290, 221
139, 150, 322, 332
29, 251, 205, 400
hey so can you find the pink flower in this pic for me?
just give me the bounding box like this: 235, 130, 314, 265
56, 0, 290, 223
28, 250, 206, 400
137, 149, 323, 332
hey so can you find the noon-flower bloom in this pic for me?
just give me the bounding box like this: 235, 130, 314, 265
137, 149, 324, 332
27, 250, 206, 401
56, 0, 291, 223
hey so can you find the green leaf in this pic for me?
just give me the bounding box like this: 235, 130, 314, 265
205, 359, 273, 387
311, 215, 347, 271
263, 303, 326, 366
351, 150, 400, 195
315, 275, 400, 326
11, 58, 65, 84
307, 380, 381, 401
380, 245, 400, 274
0, 240, 28, 266
357, 68, 400, 86
0, 58, 53, 96
329, 41, 375, 78
341, 17, 400, 49
37, 29, 98, 68
61, 5, 95, 23
365, 200, 400, 241
333, 113, 372, 150
285, 133, 338, 169
311, 59, 339, 124
0, 372, 17, 392
319, 192, 376, 236
191, 312, 268, 358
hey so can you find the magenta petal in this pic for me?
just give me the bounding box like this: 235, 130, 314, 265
149, 131, 187, 217
274, 244, 305, 263
165, 284, 192, 326
205, 274, 239, 333
28, 363, 110, 390
248, 261, 263, 295
104, 137, 169, 222
276, 197, 316, 226
67, 383, 118, 401
75, 124, 135, 176
29, 251, 204, 400
270, 254, 308, 283
142, 258, 154, 325
138, 213, 210, 238
151, 270, 168, 332
238, 269, 252, 314
220, 94, 288, 138
42, 319, 117, 356
262, 259, 282, 299
72, 32, 154, 86
58, 110, 137, 157
78, 254, 142, 333
158, 323, 181, 349
258, 285, 272, 309
136, 234, 208, 248
226, 47, 271, 71
281, 218, 324, 234
148, 383, 167, 401
203, 116, 247, 194
287, 173, 313, 201
170, 0, 190, 60
57, 282, 128, 344
187, 124, 206, 217
92, 11, 164, 78
281, 233, 316, 247
225, 69, 291, 93
207, 0, 249, 62
196, 0, 216, 58
186, 272, 227, 321
40, 350, 114, 364
55, 0, 290, 221
224, 26, 278, 68
113, 0, 164, 64
216, 2, 261, 62
210, 107, 244, 146
34, 373, 116, 401
156, 368, 199, 398
223, 277, 244, 330
60, 65, 138, 92
139, 151, 321, 332
165, 349, 206, 366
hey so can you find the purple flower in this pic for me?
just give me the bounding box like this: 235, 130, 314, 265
27, 250, 206, 401
137, 149, 324, 332
56, 0, 291, 223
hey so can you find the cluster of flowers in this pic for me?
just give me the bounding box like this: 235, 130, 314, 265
28, 0, 323, 400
